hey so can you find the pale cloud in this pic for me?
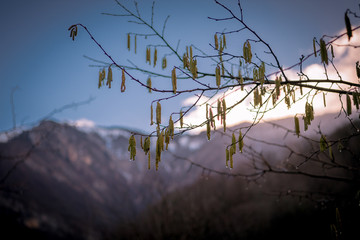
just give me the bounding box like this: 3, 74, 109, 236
181, 29, 360, 134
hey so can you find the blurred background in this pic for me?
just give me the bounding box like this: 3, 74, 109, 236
1, 0, 360, 239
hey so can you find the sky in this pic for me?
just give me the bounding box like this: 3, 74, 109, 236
1, 0, 359, 133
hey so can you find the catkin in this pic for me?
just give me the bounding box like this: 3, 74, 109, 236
345, 11, 353, 41
353, 92, 359, 110
106, 66, 113, 88
206, 121, 211, 141
217, 99, 222, 121
346, 94, 352, 116
172, 67, 177, 94
121, 69, 126, 92
147, 77, 152, 93
313, 38, 317, 57
323, 92, 327, 107
320, 135, 327, 152
183, 53, 189, 69
209, 107, 214, 128
216, 66, 221, 88
162, 57, 167, 69
128, 135, 136, 160
225, 148, 229, 168
243, 40, 252, 63
190, 59, 198, 79
275, 76, 281, 97
272, 93, 277, 106
146, 48, 151, 65
127, 33, 130, 51
180, 110, 184, 128
144, 137, 150, 153
294, 115, 300, 138
155, 136, 161, 170
150, 104, 154, 125
165, 128, 170, 150
223, 34, 227, 49
98, 70, 103, 89
259, 62, 265, 85
154, 48, 157, 67
168, 115, 174, 140
231, 133, 236, 153
156, 101, 161, 125
214, 34, 219, 50
238, 131, 244, 153
320, 39, 328, 65
134, 35, 137, 54
222, 99, 227, 132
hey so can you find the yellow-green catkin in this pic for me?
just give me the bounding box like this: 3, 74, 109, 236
168, 115, 174, 140
238, 131, 244, 153
294, 115, 300, 138
353, 92, 359, 110
190, 59, 198, 79
346, 94, 352, 116
106, 66, 113, 88
121, 69, 126, 92
243, 40, 252, 63
155, 136, 162, 170
223, 34, 227, 49
209, 107, 215, 129
222, 99, 227, 132
165, 128, 170, 150
320, 135, 327, 152
128, 135, 136, 160
134, 35, 137, 54
98, 69, 105, 88
216, 66, 221, 88
313, 38, 317, 57
254, 87, 260, 107
180, 110, 184, 128
146, 47, 151, 65
320, 38, 328, 65
162, 57, 167, 69
127, 33, 130, 51
275, 76, 281, 97
154, 48, 157, 67
225, 148, 229, 168
172, 67, 177, 94
150, 104, 154, 125
323, 92, 327, 107
214, 34, 219, 50
140, 136, 143, 150
183, 53, 189, 69
143, 136, 151, 169
259, 62, 265, 85
156, 101, 161, 125
206, 120, 211, 141
206, 104, 209, 120
143, 136, 150, 154
217, 99, 222, 121
147, 77, 152, 93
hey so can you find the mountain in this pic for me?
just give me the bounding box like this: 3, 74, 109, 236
0, 113, 359, 239
0, 120, 209, 239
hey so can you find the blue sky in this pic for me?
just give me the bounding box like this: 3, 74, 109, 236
0, 0, 358, 132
